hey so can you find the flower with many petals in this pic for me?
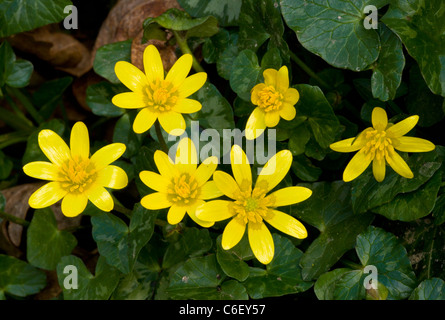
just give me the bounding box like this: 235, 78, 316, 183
330, 107, 435, 182
246, 66, 299, 140
196, 145, 311, 264
112, 45, 207, 136
139, 138, 222, 227
23, 122, 128, 217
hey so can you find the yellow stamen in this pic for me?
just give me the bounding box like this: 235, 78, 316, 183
256, 85, 284, 112
168, 173, 199, 205
145, 79, 178, 112
59, 157, 96, 193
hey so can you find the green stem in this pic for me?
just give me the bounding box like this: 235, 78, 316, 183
172, 30, 205, 73
155, 120, 169, 153
6, 87, 44, 125
155, 219, 167, 227
289, 50, 332, 90
426, 226, 437, 279
113, 204, 132, 219
0, 106, 34, 132
0, 210, 30, 227
0, 131, 29, 149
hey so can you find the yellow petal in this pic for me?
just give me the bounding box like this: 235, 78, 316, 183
264, 111, 280, 127
195, 200, 234, 222
61, 192, 88, 217
276, 66, 289, 93
230, 144, 252, 187
175, 137, 198, 174
70, 122, 89, 160
96, 165, 128, 189
90, 143, 126, 171
255, 150, 292, 193
112, 92, 148, 109
139, 170, 170, 192
165, 54, 193, 87
115, 61, 148, 94
177, 72, 207, 98
213, 170, 241, 200
371, 107, 388, 131
279, 102, 296, 121
87, 186, 114, 212
265, 210, 307, 239
38, 129, 71, 167
393, 136, 435, 153
194, 156, 218, 186
284, 87, 299, 105
245, 107, 266, 140
263, 69, 277, 87
167, 204, 187, 225
386, 150, 413, 179
158, 112, 185, 136
386, 115, 419, 138
251, 83, 267, 105
248, 222, 274, 265
133, 108, 158, 134
199, 181, 223, 200
141, 192, 172, 210
265, 186, 312, 207
330, 137, 365, 153
372, 158, 386, 182
154, 150, 177, 180
222, 218, 246, 250
29, 182, 67, 209
23, 161, 61, 181
186, 200, 214, 228
173, 98, 202, 114
143, 45, 164, 83
343, 150, 372, 182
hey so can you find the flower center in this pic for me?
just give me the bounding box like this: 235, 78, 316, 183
231, 180, 273, 225
59, 157, 96, 193
257, 85, 283, 112
145, 79, 178, 112
362, 129, 395, 161
168, 173, 199, 205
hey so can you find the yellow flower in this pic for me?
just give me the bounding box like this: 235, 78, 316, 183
330, 107, 435, 182
112, 44, 207, 136
23, 122, 128, 217
246, 66, 299, 140
139, 137, 222, 227
196, 145, 311, 264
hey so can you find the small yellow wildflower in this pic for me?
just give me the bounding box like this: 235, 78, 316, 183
196, 145, 311, 264
246, 66, 299, 140
23, 122, 128, 217
330, 107, 435, 182
139, 137, 222, 227
112, 44, 207, 136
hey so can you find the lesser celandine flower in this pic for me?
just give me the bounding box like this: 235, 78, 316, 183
23, 122, 128, 217
139, 137, 222, 227
246, 66, 299, 140
112, 45, 207, 136
196, 145, 311, 264
330, 107, 435, 182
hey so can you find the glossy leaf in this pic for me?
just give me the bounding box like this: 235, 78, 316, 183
409, 278, 445, 300
94, 40, 132, 84
177, 0, 242, 27
86, 82, 126, 117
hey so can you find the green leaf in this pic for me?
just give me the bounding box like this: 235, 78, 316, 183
0, 41, 15, 87
351, 150, 442, 214
93, 40, 132, 84
294, 84, 342, 149
0, 0, 72, 38
216, 32, 239, 80
86, 81, 126, 117
162, 227, 213, 270
314, 268, 351, 300
216, 234, 253, 282
113, 113, 143, 159
0, 254, 47, 299
290, 181, 374, 280
333, 269, 366, 300
27, 208, 77, 270
288, 123, 311, 156
0, 150, 13, 180
57, 255, 121, 300
291, 155, 322, 182
229, 49, 262, 101
371, 24, 405, 101
409, 278, 445, 300
372, 170, 442, 221
32, 77, 73, 120
281, 0, 385, 71
382, 0, 445, 96
91, 204, 157, 274
238, 0, 287, 56
177, 0, 242, 27
6, 59, 33, 88
242, 234, 313, 298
